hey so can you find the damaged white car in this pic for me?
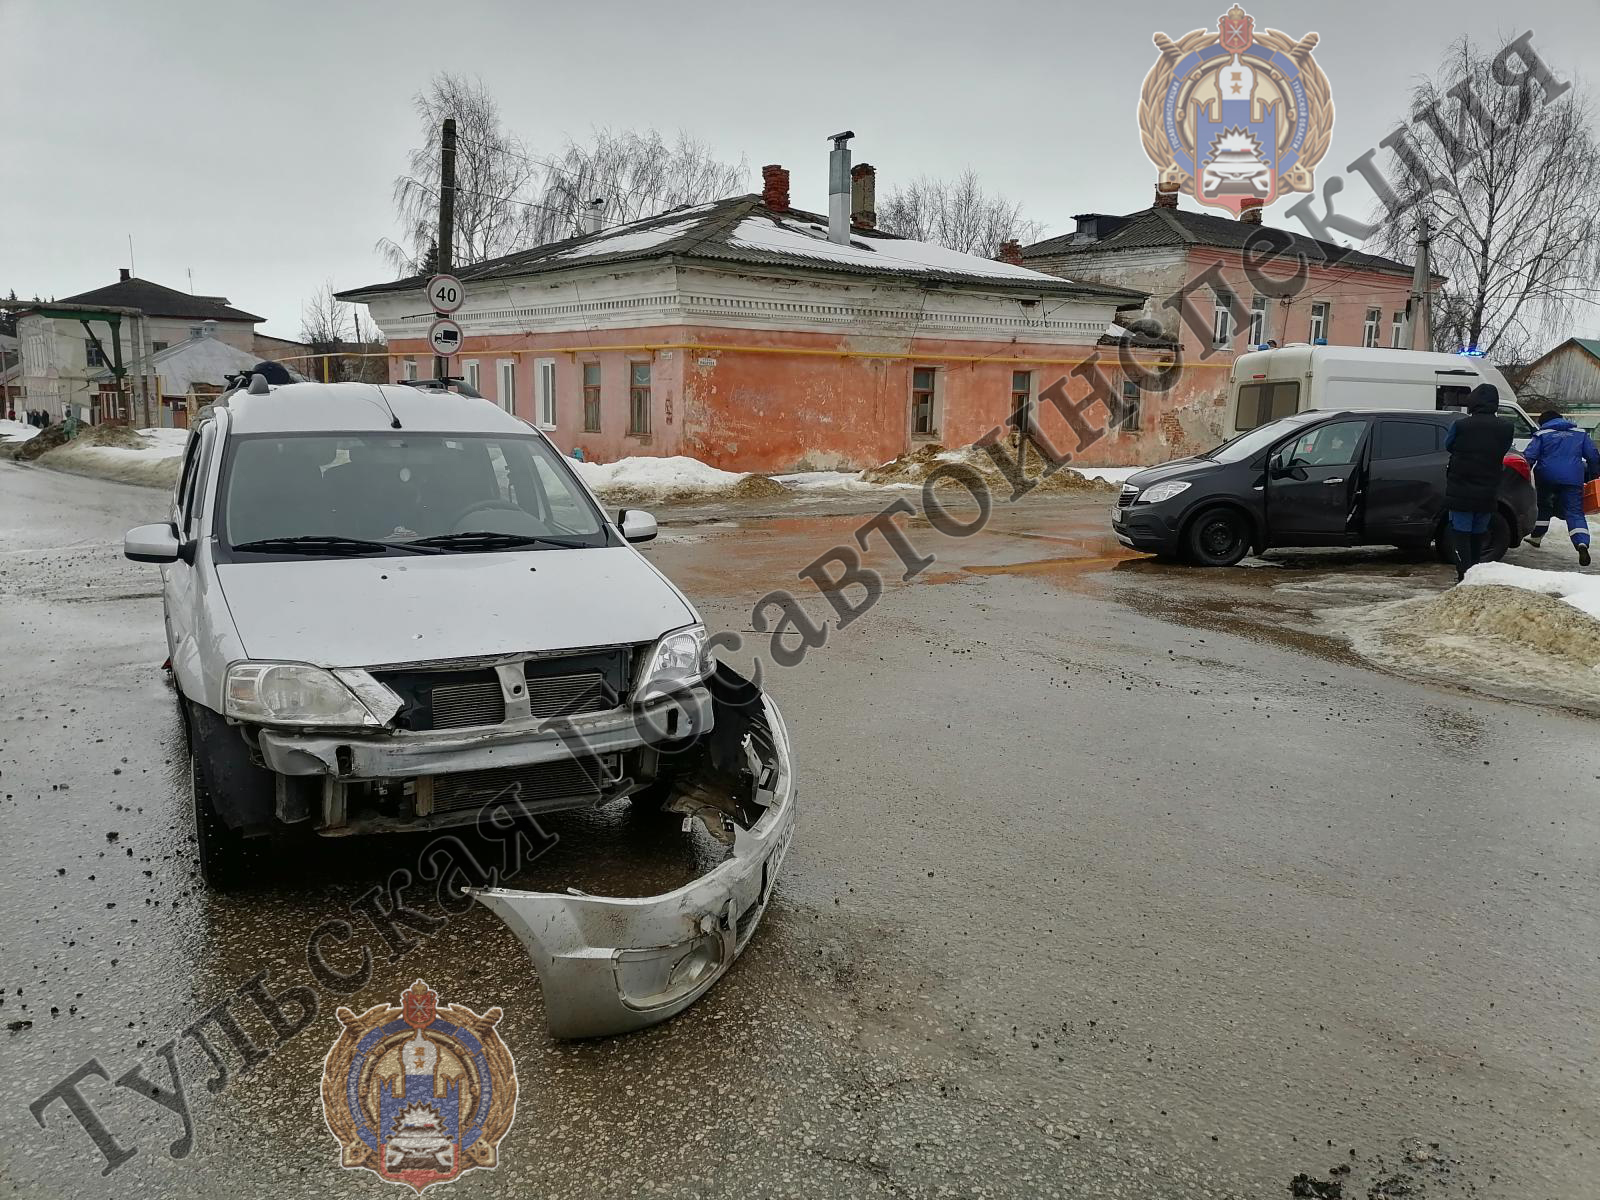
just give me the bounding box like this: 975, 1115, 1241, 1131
123, 373, 795, 1037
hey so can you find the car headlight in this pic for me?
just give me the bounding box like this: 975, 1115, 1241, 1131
224, 663, 400, 728
633, 624, 711, 704
1137, 480, 1192, 505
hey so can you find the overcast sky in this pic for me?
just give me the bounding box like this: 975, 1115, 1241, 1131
3, 0, 1597, 340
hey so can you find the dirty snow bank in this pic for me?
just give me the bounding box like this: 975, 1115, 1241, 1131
571, 455, 785, 503
1327, 571, 1600, 713
34, 426, 188, 488
861, 444, 1118, 495
0, 419, 38, 444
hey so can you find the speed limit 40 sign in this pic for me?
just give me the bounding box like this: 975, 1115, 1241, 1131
426, 273, 465, 314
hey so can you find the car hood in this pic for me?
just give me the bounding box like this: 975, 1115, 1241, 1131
1126, 457, 1214, 488
215, 547, 696, 667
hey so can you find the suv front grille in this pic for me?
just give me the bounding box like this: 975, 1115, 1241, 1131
1118, 484, 1139, 508
375, 647, 633, 732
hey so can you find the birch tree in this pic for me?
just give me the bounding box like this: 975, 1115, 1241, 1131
1366, 35, 1600, 360
877, 170, 1043, 257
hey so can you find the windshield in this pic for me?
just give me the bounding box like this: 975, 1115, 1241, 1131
219, 432, 608, 554
1205, 411, 1327, 464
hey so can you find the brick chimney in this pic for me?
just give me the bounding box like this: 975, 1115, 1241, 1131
1154, 180, 1181, 209
850, 162, 876, 229
761, 164, 790, 214
1239, 198, 1264, 225
996, 239, 1023, 266
119, 267, 131, 282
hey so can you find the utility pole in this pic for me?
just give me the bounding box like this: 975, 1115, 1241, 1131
434, 117, 456, 382
1404, 211, 1432, 352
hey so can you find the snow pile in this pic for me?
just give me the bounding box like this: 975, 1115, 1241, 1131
553, 216, 706, 260
36, 426, 188, 488
1327, 568, 1600, 713
570, 455, 785, 503
861, 443, 1118, 495
0, 418, 38, 444
728, 215, 1056, 282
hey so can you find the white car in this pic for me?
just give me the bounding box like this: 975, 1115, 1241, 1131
124, 373, 794, 1037
1201, 148, 1272, 198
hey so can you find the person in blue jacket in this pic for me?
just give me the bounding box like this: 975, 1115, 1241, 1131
1523, 408, 1600, 566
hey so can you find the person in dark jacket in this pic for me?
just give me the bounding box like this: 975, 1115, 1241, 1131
1442, 384, 1513, 581
1523, 409, 1600, 565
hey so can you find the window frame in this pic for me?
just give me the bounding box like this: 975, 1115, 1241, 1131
463, 360, 480, 393
403, 358, 418, 382
1213, 292, 1236, 349
1362, 307, 1381, 348
534, 357, 557, 429
1248, 296, 1268, 346
582, 362, 602, 433
1309, 302, 1329, 343
1009, 369, 1032, 423
911, 366, 940, 438
628, 361, 652, 436
1117, 380, 1142, 433
496, 359, 517, 416
1374, 418, 1443, 461
1390, 312, 1404, 349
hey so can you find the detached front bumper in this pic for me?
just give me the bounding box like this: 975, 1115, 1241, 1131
468, 677, 795, 1039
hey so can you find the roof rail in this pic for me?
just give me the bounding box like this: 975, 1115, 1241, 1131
395, 377, 485, 400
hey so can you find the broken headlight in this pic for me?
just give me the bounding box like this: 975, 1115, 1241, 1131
224, 663, 399, 728
632, 624, 711, 704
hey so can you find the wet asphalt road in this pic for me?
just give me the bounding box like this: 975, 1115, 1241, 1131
1, 458, 1597, 1200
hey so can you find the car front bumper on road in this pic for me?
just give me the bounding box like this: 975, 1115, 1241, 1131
1111, 500, 1182, 555
467, 685, 796, 1039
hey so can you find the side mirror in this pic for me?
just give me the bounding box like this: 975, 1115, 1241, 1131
124, 522, 181, 564
618, 509, 658, 544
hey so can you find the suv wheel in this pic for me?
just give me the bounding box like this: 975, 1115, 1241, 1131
187, 703, 250, 890
1183, 507, 1251, 567
1483, 512, 1512, 562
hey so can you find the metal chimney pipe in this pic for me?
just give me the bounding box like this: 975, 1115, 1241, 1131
827, 131, 854, 245
583, 198, 605, 235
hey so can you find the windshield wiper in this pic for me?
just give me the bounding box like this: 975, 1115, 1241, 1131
231, 535, 437, 556
408, 530, 591, 552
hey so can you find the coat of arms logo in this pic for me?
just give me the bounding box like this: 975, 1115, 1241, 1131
321, 981, 518, 1193
1138, 5, 1334, 215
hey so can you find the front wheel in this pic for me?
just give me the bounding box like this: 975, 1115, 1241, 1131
1182, 507, 1252, 567
187, 702, 253, 890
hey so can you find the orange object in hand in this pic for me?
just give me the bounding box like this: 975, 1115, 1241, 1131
1584, 478, 1600, 514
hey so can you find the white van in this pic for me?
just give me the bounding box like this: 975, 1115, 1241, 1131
1226, 345, 1537, 444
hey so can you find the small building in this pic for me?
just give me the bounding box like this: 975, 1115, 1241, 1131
16, 270, 264, 422
1516, 338, 1600, 410
340, 162, 1153, 472
1023, 184, 1433, 453
93, 327, 274, 428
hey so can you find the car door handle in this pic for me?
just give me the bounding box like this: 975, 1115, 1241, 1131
1322, 477, 1345, 485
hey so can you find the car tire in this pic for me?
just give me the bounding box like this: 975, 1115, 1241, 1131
1483, 511, 1512, 562
1182, 507, 1251, 567
186, 702, 252, 891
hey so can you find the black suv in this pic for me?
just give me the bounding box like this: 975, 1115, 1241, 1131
1111, 409, 1536, 567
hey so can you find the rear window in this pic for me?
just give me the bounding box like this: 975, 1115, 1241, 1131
1375, 420, 1442, 460
1234, 381, 1301, 431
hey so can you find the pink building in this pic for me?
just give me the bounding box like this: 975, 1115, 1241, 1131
1023, 185, 1435, 458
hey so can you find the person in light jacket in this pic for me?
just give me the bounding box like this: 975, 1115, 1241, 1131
1523, 409, 1600, 566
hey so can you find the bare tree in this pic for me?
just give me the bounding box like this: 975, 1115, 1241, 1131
377, 73, 542, 275
877, 170, 1044, 257
1366, 36, 1600, 361
529, 128, 746, 242
300, 282, 353, 346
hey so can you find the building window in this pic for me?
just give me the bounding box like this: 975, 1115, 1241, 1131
85, 342, 105, 368
151, 341, 168, 354
1117, 380, 1142, 432
464, 360, 480, 393
535, 358, 557, 428
911, 367, 940, 436
403, 358, 418, 381
1248, 296, 1268, 346
583, 363, 602, 432
497, 360, 516, 414
1363, 307, 1381, 348
1391, 312, 1404, 348
628, 362, 651, 435
1212, 292, 1235, 348
1309, 302, 1329, 343
1010, 370, 1032, 422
